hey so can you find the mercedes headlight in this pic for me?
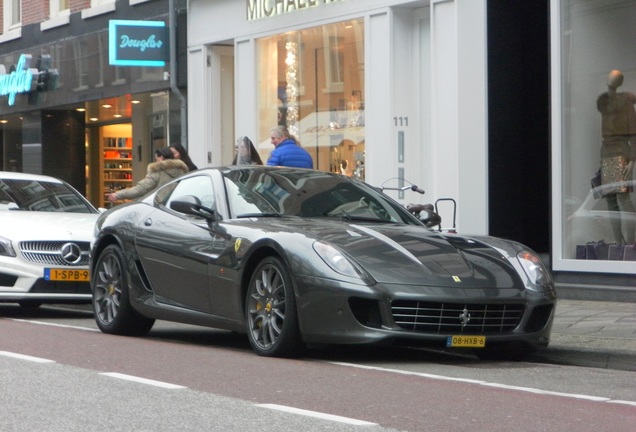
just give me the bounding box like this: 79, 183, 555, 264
0, 236, 16, 257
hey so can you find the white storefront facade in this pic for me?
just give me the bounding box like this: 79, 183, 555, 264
186, 0, 489, 235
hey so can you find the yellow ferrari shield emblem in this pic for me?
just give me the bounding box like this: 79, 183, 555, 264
234, 238, 242, 253
452, 276, 461, 282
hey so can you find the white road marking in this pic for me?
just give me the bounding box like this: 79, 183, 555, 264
9, 318, 636, 409
0, 350, 55, 363
10, 318, 100, 331
329, 361, 636, 407
100, 372, 187, 389
257, 403, 378, 426
607, 400, 636, 407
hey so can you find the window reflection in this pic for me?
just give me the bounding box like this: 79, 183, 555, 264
256, 19, 365, 177
560, 1, 636, 262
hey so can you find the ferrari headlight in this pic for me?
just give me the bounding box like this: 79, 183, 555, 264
0, 236, 16, 257
313, 241, 360, 278
517, 250, 552, 287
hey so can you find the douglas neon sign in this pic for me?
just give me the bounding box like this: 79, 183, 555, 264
0, 55, 38, 106
0, 54, 57, 106
109, 20, 168, 67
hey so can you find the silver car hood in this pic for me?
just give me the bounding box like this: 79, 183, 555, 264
0, 211, 98, 242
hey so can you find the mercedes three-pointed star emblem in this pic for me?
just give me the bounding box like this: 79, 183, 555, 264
60, 242, 82, 264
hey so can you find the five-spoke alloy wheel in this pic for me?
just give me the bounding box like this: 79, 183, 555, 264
92, 244, 154, 336
246, 256, 302, 357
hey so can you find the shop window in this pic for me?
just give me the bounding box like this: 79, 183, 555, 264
42, 0, 70, 31
555, 0, 636, 270
324, 35, 344, 92
256, 19, 365, 178
50, 0, 70, 16
72, 39, 89, 91
95, 34, 106, 87
82, 0, 115, 19
3, 0, 21, 30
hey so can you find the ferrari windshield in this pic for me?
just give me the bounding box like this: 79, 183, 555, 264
0, 178, 97, 213
223, 168, 419, 224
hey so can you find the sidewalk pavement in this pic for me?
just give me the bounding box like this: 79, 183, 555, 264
539, 299, 636, 371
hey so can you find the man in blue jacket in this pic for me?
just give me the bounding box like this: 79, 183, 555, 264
266, 125, 314, 168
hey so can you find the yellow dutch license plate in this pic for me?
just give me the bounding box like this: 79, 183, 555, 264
44, 268, 90, 282
446, 335, 486, 348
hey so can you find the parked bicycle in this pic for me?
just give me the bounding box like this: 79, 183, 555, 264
378, 178, 456, 232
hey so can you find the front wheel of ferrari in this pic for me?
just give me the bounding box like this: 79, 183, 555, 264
92, 244, 154, 336
246, 256, 303, 357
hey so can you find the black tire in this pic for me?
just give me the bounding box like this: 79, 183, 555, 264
92, 244, 154, 336
245, 256, 303, 357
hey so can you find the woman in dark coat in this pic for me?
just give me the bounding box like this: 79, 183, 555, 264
170, 142, 198, 171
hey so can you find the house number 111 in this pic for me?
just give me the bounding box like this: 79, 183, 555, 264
393, 117, 409, 126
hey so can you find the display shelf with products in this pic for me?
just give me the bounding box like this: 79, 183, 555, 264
101, 135, 133, 208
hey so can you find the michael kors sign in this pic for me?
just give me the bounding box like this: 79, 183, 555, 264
247, 0, 345, 21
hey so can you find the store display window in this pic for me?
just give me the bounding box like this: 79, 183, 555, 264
255, 19, 365, 178
555, 0, 636, 269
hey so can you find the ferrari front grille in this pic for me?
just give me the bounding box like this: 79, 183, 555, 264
19, 241, 91, 266
391, 301, 524, 334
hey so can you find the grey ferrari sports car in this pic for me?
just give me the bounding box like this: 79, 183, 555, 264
90, 166, 556, 359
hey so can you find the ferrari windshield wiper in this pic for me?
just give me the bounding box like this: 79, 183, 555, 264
236, 212, 281, 218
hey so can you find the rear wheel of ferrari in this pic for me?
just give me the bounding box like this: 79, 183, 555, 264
246, 256, 303, 357
92, 244, 154, 336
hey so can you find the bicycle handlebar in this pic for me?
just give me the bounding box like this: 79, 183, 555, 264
380, 184, 425, 194
410, 185, 425, 194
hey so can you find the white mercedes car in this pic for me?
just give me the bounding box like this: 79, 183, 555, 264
0, 171, 100, 307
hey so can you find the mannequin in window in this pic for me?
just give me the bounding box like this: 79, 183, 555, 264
232, 136, 263, 165
596, 69, 636, 244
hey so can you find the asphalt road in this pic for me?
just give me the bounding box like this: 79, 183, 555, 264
1, 304, 635, 431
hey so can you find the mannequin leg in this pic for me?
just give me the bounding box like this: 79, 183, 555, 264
617, 192, 636, 243
606, 194, 625, 243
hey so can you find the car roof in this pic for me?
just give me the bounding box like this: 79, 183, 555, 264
0, 170, 65, 183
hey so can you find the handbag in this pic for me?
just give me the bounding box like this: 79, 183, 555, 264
585, 241, 599, 259
595, 240, 610, 260
624, 244, 636, 261
575, 244, 587, 259
585, 240, 609, 260
590, 169, 602, 199
608, 243, 625, 260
